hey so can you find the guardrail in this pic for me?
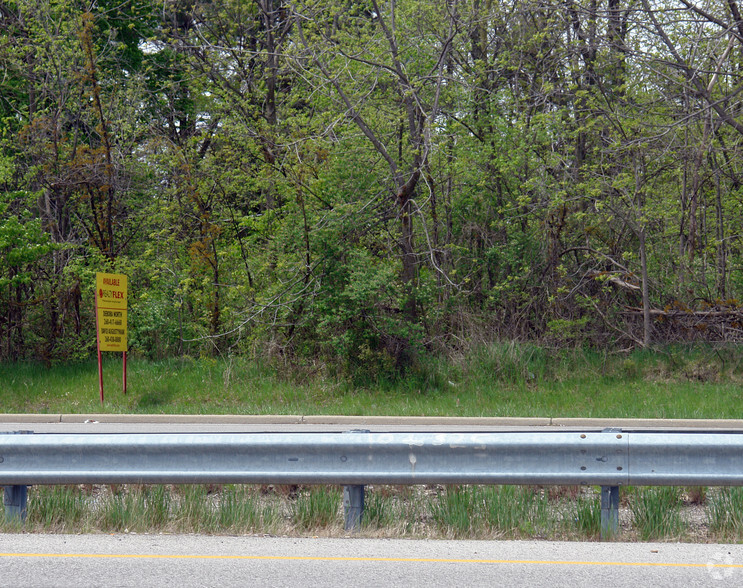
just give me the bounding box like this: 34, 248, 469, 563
3, 429, 743, 539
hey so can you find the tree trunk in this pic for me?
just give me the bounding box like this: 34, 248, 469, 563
639, 226, 651, 347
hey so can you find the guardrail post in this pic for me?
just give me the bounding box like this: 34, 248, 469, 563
343, 484, 365, 531
2, 431, 32, 524
600, 485, 619, 540
598, 427, 622, 541
3, 484, 28, 524
342, 430, 369, 531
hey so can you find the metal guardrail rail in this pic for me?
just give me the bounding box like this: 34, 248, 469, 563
3, 429, 743, 539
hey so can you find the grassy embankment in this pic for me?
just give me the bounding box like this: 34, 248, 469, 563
2, 344, 743, 541
1, 343, 742, 417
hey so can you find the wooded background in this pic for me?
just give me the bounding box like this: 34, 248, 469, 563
2, 0, 743, 371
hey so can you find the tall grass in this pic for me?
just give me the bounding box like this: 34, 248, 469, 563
468, 342, 552, 385
3, 483, 735, 541
708, 488, 743, 540
629, 486, 686, 540
361, 491, 402, 530
360, 486, 428, 535
99, 488, 147, 532
290, 486, 342, 531
566, 493, 602, 538
429, 485, 558, 539
98, 485, 176, 532
27, 485, 88, 532
217, 485, 280, 533
171, 485, 218, 532
4, 484, 284, 535
430, 485, 483, 537
1, 345, 741, 418
483, 486, 552, 536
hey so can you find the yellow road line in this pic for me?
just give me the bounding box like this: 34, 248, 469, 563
0, 553, 741, 568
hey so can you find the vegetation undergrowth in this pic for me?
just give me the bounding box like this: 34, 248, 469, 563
0, 483, 734, 542
1, 344, 741, 418
628, 486, 686, 541
708, 488, 743, 541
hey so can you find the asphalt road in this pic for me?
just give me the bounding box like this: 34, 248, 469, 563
0, 534, 741, 587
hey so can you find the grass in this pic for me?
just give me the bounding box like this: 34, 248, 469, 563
290, 487, 343, 531
628, 486, 686, 541
3, 344, 742, 540
217, 485, 278, 532
429, 485, 555, 539
430, 485, 483, 537
483, 485, 552, 537
15, 484, 284, 535
2, 483, 732, 542
708, 487, 743, 540
28, 485, 88, 532
568, 493, 602, 539
1, 344, 742, 418
429, 485, 603, 540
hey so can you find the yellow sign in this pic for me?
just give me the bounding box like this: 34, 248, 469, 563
96, 272, 128, 352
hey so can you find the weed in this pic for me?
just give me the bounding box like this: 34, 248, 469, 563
173, 485, 218, 532
28, 485, 87, 532
98, 490, 144, 532
430, 485, 483, 537
2, 346, 743, 417
217, 485, 281, 533
567, 493, 601, 538
629, 486, 686, 540
708, 488, 743, 539
483, 486, 551, 537
290, 486, 342, 530
3, 482, 736, 542
362, 491, 397, 530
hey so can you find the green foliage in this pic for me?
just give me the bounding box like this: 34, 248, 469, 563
629, 486, 686, 541
430, 485, 482, 537
547, 317, 591, 345
27, 485, 88, 531
360, 490, 398, 530
567, 493, 602, 538
172, 485, 218, 532
4, 0, 743, 363
468, 342, 547, 385
4, 347, 743, 417
290, 486, 342, 530
708, 488, 743, 539
482, 486, 551, 536
0, 203, 53, 289
429, 485, 554, 538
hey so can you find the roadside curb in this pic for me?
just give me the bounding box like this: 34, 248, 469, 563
1, 414, 743, 428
